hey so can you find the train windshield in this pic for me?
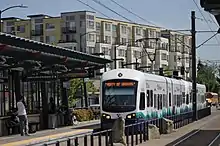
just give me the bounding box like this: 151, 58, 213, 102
102, 79, 138, 113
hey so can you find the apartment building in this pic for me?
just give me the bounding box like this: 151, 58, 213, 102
0, 10, 192, 78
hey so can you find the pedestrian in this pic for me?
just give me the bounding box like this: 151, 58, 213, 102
17, 96, 30, 136
48, 97, 57, 129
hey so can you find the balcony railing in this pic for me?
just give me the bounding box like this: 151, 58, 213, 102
58, 39, 77, 43
62, 27, 76, 33
31, 29, 43, 36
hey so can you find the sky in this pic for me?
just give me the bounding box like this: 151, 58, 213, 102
1, 0, 220, 61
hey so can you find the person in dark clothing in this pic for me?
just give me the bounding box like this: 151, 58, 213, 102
48, 97, 57, 129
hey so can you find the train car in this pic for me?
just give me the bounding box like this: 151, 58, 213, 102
100, 68, 206, 130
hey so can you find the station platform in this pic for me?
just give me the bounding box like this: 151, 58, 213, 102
0, 119, 100, 146
139, 107, 220, 146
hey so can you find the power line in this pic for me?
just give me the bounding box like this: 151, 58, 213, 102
75, 0, 111, 18
196, 32, 218, 49
192, 0, 220, 45
108, 0, 159, 27
91, 0, 135, 23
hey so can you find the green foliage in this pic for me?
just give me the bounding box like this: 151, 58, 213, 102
68, 79, 83, 107
197, 63, 220, 93
68, 79, 98, 107
72, 109, 94, 122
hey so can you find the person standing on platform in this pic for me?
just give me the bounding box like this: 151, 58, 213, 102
48, 97, 57, 129
17, 96, 30, 136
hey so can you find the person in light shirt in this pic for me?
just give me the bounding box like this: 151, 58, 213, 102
17, 96, 30, 136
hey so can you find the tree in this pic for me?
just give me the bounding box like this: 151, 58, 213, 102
197, 62, 220, 93
68, 78, 98, 107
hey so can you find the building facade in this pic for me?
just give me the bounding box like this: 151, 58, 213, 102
0, 11, 192, 78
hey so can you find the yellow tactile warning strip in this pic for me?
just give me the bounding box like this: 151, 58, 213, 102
2, 129, 92, 146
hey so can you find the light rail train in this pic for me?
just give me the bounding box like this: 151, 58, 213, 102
100, 68, 206, 130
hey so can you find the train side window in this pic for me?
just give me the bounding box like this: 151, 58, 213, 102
157, 94, 160, 110
147, 90, 150, 107
186, 94, 189, 104
150, 90, 153, 107
139, 92, 145, 110
169, 93, 171, 106
182, 92, 186, 104
154, 94, 157, 108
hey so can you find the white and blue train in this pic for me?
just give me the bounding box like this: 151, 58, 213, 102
100, 68, 206, 129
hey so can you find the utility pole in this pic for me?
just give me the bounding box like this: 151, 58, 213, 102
191, 11, 197, 121
114, 46, 117, 69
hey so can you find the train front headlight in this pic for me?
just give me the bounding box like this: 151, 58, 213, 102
126, 113, 136, 119
102, 113, 111, 119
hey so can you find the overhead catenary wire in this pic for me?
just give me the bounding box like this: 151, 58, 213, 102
108, 0, 159, 27
196, 32, 218, 49
192, 0, 220, 45
75, 0, 111, 19
91, 0, 135, 23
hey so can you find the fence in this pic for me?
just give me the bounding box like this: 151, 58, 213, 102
31, 107, 211, 146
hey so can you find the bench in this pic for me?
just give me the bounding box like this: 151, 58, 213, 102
5, 120, 40, 135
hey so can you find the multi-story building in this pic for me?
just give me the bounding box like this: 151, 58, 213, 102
0, 11, 192, 78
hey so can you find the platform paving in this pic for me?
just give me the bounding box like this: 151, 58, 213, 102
0, 119, 100, 146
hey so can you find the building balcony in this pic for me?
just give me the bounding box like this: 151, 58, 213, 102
62, 27, 76, 34
58, 39, 77, 43
31, 29, 43, 36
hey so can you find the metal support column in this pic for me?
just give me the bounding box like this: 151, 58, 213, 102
114, 46, 117, 69
13, 70, 22, 101
40, 82, 49, 129
191, 11, 197, 121
61, 80, 69, 125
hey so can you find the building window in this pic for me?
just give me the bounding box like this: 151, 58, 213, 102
105, 23, 111, 32
46, 36, 56, 44
133, 50, 141, 58
121, 38, 127, 45
149, 30, 155, 37
80, 15, 85, 19
161, 53, 167, 60
87, 15, 94, 20
96, 34, 100, 42
17, 25, 25, 33
112, 25, 117, 32
6, 27, 15, 33
136, 27, 141, 35
69, 15, 75, 21
88, 34, 95, 42
127, 27, 131, 34
87, 20, 94, 29
80, 21, 85, 27
6, 21, 14, 26
118, 49, 126, 57
66, 34, 76, 42
121, 25, 127, 34
112, 37, 117, 44
149, 41, 155, 48
102, 47, 110, 55
156, 31, 161, 38
96, 22, 101, 30
46, 23, 55, 30
87, 47, 95, 54
35, 24, 43, 30
105, 36, 111, 44
35, 18, 43, 23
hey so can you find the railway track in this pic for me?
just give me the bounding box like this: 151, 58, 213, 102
167, 111, 220, 146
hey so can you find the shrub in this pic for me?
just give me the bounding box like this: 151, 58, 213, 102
73, 109, 94, 122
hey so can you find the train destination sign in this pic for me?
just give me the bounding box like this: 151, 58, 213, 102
105, 82, 135, 87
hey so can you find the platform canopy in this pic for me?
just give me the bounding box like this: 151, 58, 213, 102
0, 33, 112, 81
200, 0, 220, 25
